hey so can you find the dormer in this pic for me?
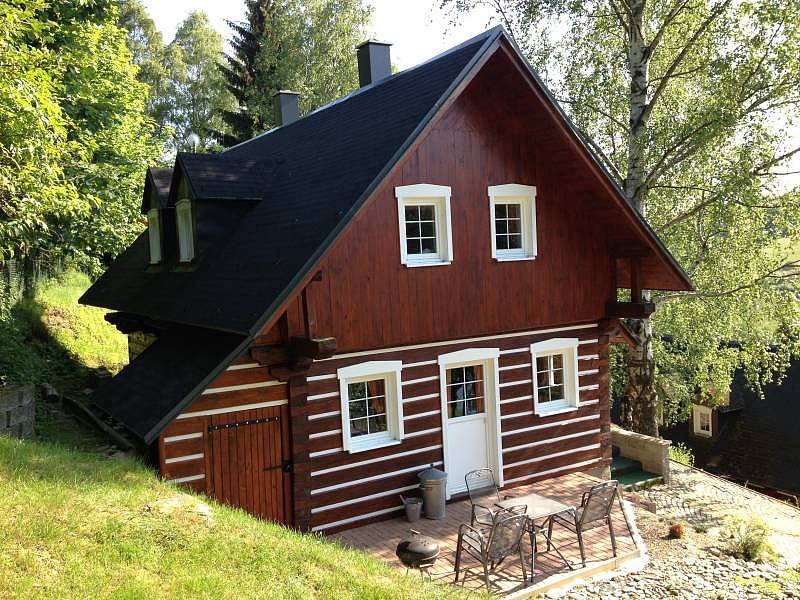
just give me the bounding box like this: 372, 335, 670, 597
142, 167, 173, 265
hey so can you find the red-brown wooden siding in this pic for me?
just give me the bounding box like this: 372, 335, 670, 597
303, 323, 609, 533
158, 356, 293, 524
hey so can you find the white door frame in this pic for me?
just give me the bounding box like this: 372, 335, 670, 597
438, 347, 503, 499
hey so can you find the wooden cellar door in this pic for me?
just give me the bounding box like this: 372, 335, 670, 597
207, 404, 292, 524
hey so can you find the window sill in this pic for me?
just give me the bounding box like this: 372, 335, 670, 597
403, 260, 452, 268
534, 404, 579, 417
347, 437, 402, 454
493, 255, 536, 262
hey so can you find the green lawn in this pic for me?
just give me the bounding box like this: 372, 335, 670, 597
0, 436, 475, 599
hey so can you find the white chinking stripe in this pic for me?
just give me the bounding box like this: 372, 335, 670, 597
404, 409, 439, 420
578, 368, 599, 377
166, 473, 205, 484
405, 427, 441, 438
503, 458, 600, 485
309, 428, 341, 439
403, 392, 438, 404
163, 432, 203, 443
308, 410, 341, 421
402, 375, 438, 386
501, 413, 600, 437
503, 428, 601, 453
403, 359, 437, 369
579, 354, 599, 361
500, 347, 527, 356
499, 362, 531, 372
202, 380, 283, 395
504, 443, 601, 469
580, 399, 600, 406
499, 378, 532, 389
310, 447, 342, 458
308, 373, 337, 382
319, 323, 598, 361
311, 461, 444, 495
500, 394, 533, 405
307, 391, 339, 402
311, 485, 418, 514
165, 453, 204, 464
178, 399, 287, 419
579, 384, 599, 391
312, 506, 404, 532
578, 338, 599, 345
225, 363, 260, 371
310, 444, 442, 477
501, 410, 533, 420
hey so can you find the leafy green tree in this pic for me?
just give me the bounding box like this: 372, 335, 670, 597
1, 0, 160, 281
220, 0, 371, 144
166, 12, 237, 153
444, 0, 800, 434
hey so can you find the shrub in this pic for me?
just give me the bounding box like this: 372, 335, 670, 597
722, 514, 771, 561
669, 442, 695, 466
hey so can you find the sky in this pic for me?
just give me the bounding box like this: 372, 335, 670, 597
141, 0, 500, 71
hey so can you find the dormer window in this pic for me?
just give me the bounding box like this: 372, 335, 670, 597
488, 184, 537, 261
395, 184, 453, 267
147, 208, 162, 264
176, 199, 195, 263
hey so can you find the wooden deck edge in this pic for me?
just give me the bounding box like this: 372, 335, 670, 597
505, 547, 644, 599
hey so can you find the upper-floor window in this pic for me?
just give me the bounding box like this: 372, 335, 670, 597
147, 208, 162, 264
530, 338, 579, 416
395, 184, 453, 267
488, 184, 537, 261
176, 199, 195, 263
692, 404, 712, 437
337, 361, 404, 453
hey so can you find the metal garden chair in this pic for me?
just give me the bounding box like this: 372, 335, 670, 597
454, 504, 529, 590
464, 467, 507, 528
546, 479, 632, 567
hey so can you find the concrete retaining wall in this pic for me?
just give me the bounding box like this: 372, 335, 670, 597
612, 424, 671, 483
0, 385, 35, 439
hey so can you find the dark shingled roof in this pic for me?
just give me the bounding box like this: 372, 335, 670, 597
93, 328, 245, 443
80, 28, 499, 335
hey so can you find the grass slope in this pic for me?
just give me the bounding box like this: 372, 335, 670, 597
0, 270, 127, 390
0, 437, 474, 599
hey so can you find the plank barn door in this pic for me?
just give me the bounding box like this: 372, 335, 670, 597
207, 404, 292, 524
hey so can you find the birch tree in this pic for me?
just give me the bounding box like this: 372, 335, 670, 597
444, 0, 800, 434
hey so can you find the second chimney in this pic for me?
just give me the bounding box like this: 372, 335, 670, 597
273, 90, 300, 126
356, 40, 392, 87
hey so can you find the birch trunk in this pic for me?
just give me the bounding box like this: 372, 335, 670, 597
620, 0, 661, 436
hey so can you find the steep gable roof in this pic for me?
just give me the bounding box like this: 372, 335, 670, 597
81, 28, 500, 334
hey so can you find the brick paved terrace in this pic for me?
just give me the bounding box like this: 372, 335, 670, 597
333, 471, 642, 597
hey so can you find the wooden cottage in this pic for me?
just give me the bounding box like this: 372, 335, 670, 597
82, 27, 693, 534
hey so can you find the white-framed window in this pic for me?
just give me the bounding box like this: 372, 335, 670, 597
337, 361, 404, 453
395, 183, 453, 267
147, 208, 162, 264
488, 184, 537, 261
692, 404, 713, 437
530, 338, 580, 416
176, 199, 195, 263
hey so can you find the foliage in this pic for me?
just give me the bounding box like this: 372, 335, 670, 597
0, 269, 126, 389
722, 514, 772, 561
1, 0, 161, 278
668, 442, 695, 466
443, 0, 800, 425
165, 12, 237, 153
220, 0, 372, 144
0, 436, 475, 599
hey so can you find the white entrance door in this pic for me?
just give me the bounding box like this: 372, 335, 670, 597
441, 360, 498, 496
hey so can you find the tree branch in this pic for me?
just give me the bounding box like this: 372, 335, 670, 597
646, 0, 693, 58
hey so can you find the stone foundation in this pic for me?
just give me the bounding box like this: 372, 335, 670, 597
612, 424, 671, 483
0, 385, 35, 439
